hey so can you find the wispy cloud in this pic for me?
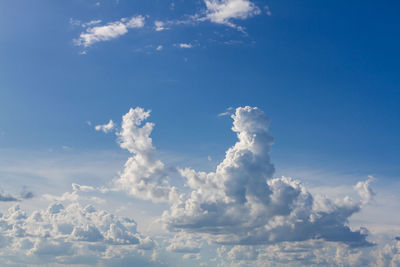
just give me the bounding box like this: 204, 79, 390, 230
74, 16, 145, 47
95, 119, 115, 133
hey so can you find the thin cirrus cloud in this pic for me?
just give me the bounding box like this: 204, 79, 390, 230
74, 15, 145, 47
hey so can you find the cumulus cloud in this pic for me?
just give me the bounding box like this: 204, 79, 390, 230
74, 16, 145, 47
114, 107, 177, 202
0, 202, 156, 265
95, 119, 115, 133
203, 0, 261, 29
162, 106, 372, 247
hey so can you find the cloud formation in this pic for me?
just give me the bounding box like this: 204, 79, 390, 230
162, 106, 372, 247
0, 202, 156, 265
74, 16, 145, 47
114, 107, 177, 202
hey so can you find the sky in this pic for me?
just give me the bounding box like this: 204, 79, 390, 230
0, 0, 399, 266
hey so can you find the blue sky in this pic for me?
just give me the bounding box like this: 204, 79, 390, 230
0, 0, 399, 266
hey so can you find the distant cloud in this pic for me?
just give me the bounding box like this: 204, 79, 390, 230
154, 21, 167, 31
0, 202, 156, 265
178, 43, 193, 48
156, 45, 163, 51
203, 0, 261, 29
95, 119, 115, 133
74, 16, 145, 47
0, 188, 34, 202
0, 192, 18, 202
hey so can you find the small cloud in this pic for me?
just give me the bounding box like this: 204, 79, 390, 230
154, 21, 168, 31
62, 145, 71, 151
95, 1, 101, 6
74, 15, 145, 47
218, 106, 234, 116
86, 120, 92, 126
178, 43, 193, 48
156, 45, 163, 51
95, 119, 115, 133
207, 156, 212, 161
264, 5, 272, 16
203, 0, 261, 30
81, 19, 102, 28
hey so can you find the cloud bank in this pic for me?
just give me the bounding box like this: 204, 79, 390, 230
0, 202, 156, 266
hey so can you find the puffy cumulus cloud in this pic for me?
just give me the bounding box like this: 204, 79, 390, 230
95, 119, 115, 133
114, 107, 177, 202
0, 202, 157, 265
74, 16, 145, 47
162, 106, 372, 248
203, 0, 261, 29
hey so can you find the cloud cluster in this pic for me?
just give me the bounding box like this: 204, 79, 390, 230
0, 202, 155, 265
74, 16, 145, 47
162, 106, 372, 247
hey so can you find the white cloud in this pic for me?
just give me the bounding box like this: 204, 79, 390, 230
163, 106, 372, 247
74, 16, 145, 47
203, 0, 261, 28
156, 45, 163, 51
154, 21, 167, 31
0, 202, 156, 265
95, 119, 115, 133
354, 175, 376, 205
178, 43, 193, 48
114, 107, 177, 202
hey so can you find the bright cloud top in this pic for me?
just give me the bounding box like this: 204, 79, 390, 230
74, 16, 145, 47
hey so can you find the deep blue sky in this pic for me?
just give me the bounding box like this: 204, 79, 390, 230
1, 0, 399, 179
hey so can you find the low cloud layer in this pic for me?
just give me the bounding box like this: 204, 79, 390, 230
0, 202, 156, 265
